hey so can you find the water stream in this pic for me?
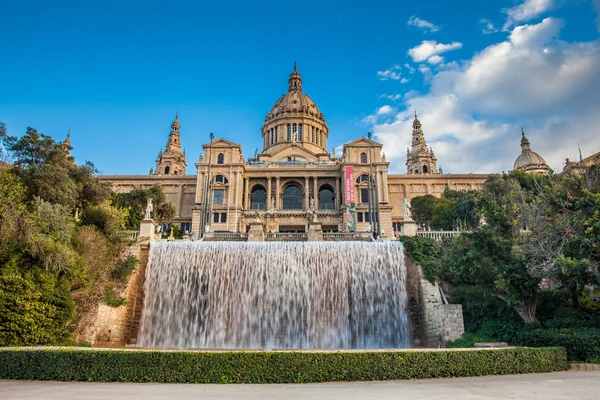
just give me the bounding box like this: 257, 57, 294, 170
138, 241, 410, 349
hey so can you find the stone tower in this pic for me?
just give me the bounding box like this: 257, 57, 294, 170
154, 113, 187, 175
406, 112, 438, 175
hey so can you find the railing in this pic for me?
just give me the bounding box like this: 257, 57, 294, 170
416, 231, 463, 240
266, 232, 308, 241
323, 232, 372, 241
205, 232, 248, 241
118, 230, 140, 241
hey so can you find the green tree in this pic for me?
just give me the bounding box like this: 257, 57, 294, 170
410, 194, 437, 226
112, 184, 176, 229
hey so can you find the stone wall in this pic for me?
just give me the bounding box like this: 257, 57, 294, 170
404, 255, 465, 347
72, 242, 150, 347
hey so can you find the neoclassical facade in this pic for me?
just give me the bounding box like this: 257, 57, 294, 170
100, 65, 512, 237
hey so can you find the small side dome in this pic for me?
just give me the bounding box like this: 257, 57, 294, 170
513, 129, 550, 174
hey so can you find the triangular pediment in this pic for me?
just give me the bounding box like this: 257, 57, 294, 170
344, 137, 382, 148
202, 138, 242, 149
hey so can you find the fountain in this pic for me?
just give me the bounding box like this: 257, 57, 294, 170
138, 241, 410, 349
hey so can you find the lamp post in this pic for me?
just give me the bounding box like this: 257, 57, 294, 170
367, 132, 381, 239
200, 133, 214, 238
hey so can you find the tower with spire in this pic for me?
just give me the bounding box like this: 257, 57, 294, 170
154, 113, 187, 175
406, 112, 439, 175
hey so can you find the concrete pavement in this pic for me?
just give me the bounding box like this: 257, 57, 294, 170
1, 371, 599, 400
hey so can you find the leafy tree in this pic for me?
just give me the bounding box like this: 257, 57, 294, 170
112, 184, 176, 229
410, 194, 437, 226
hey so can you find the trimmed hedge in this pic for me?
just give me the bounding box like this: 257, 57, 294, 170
0, 347, 568, 383
516, 327, 600, 362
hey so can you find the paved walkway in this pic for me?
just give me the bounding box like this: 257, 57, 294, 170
1, 371, 599, 400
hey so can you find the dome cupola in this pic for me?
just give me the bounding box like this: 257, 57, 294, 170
513, 128, 550, 174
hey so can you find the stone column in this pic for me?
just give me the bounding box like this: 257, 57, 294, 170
275, 177, 281, 209
335, 177, 341, 209
304, 176, 309, 209
267, 176, 272, 209
244, 177, 250, 210
313, 177, 318, 209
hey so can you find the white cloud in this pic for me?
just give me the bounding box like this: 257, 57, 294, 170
376, 105, 395, 116
408, 40, 463, 63
427, 55, 444, 65
404, 63, 416, 74
363, 18, 600, 175
400, 77, 409, 83
376, 65, 402, 80
480, 18, 499, 34
380, 94, 402, 101
407, 16, 441, 33
594, 0, 600, 32
503, 0, 556, 31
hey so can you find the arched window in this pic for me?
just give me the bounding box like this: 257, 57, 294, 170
283, 184, 303, 210
275, 126, 278, 143
270, 129, 274, 146
319, 186, 335, 210
311, 126, 315, 143
287, 124, 291, 141
298, 124, 303, 141
217, 153, 224, 164
360, 152, 368, 163
316, 129, 320, 145
165, 166, 170, 174
174, 170, 178, 175
250, 185, 267, 210
214, 175, 228, 184
423, 165, 429, 174
355, 174, 371, 184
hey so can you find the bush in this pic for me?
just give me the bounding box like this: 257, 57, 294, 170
111, 255, 138, 282
515, 327, 600, 362
0, 347, 567, 383
0, 274, 75, 346
399, 235, 439, 283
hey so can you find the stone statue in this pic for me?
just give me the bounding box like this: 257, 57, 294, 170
191, 231, 197, 241
403, 198, 411, 220
149, 168, 154, 175
254, 148, 258, 158
312, 212, 318, 223
145, 198, 153, 220
270, 196, 275, 210
309, 196, 315, 210
382, 152, 386, 162
332, 148, 336, 158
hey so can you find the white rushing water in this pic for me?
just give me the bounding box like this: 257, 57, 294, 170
138, 241, 410, 349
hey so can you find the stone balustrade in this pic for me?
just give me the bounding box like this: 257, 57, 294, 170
266, 232, 308, 241
415, 231, 463, 240
323, 232, 372, 241
118, 230, 140, 241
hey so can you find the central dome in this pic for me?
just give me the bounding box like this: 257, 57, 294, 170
513, 129, 550, 174
267, 91, 322, 119
260, 63, 329, 156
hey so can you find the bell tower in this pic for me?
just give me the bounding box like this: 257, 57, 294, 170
406, 112, 439, 175
154, 113, 187, 175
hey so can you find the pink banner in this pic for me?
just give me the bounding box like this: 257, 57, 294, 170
345, 166, 355, 203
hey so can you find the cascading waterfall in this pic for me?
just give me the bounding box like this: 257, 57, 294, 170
138, 241, 410, 349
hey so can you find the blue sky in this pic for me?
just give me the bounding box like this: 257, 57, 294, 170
1, 0, 599, 174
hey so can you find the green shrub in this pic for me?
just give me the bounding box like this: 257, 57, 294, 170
111, 255, 138, 282
103, 285, 126, 308
446, 332, 482, 348
399, 235, 440, 283
515, 327, 600, 362
0, 274, 75, 346
0, 347, 567, 383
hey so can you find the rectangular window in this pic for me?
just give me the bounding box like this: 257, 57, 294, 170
365, 212, 371, 223
287, 124, 291, 141
298, 124, 303, 141
275, 126, 278, 143
213, 189, 224, 205
180, 223, 185, 231
270, 130, 274, 145
357, 212, 363, 222
186, 223, 191, 232
220, 213, 227, 223
213, 213, 219, 223
361, 189, 370, 204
